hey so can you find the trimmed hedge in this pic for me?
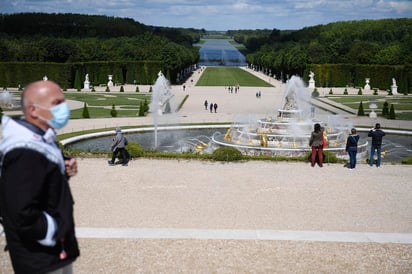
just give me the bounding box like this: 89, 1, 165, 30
0, 61, 164, 88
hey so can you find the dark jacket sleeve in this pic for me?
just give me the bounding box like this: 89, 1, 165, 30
0, 149, 59, 241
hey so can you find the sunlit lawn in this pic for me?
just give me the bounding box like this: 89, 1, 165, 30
64, 93, 149, 119
196, 67, 273, 87
326, 95, 412, 120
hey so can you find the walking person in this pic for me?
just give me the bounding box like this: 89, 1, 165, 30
0, 80, 80, 274
368, 123, 385, 167
309, 123, 324, 167
213, 103, 218, 113
345, 128, 359, 169
108, 127, 129, 166
204, 100, 208, 110
209, 102, 213, 113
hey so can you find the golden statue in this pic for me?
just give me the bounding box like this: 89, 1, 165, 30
260, 133, 268, 147
224, 128, 232, 141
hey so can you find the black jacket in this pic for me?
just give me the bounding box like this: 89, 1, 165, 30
0, 117, 79, 274
368, 129, 385, 147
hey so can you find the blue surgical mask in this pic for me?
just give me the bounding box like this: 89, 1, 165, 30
36, 102, 71, 129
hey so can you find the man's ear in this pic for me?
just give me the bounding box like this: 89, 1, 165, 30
27, 104, 39, 119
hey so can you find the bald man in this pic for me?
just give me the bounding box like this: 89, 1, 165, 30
0, 80, 79, 274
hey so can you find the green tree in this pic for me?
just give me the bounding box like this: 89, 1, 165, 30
138, 101, 145, 116
389, 104, 396, 119
82, 102, 90, 118
357, 101, 365, 116
74, 70, 81, 91
382, 101, 389, 117
110, 104, 117, 117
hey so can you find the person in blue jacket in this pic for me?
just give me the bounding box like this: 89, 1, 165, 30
0, 80, 80, 274
345, 128, 360, 169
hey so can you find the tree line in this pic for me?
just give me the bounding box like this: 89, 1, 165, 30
0, 13, 201, 85
228, 18, 412, 92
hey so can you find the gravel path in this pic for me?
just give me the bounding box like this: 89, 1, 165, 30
1, 68, 412, 273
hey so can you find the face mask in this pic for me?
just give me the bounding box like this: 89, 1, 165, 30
36, 102, 71, 129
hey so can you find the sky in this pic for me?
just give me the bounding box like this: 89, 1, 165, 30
1, 0, 412, 30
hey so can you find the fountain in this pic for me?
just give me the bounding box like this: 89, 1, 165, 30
212, 76, 368, 159
150, 71, 176, 148
0, 88, 15, 109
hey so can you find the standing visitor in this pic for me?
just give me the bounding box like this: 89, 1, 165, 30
345, 128, 359, 169
368, 123, 385, 167
204, 100, 208, 110
108, 127, 129, 166
0, 80, 80, 274
309, 123, 324, 167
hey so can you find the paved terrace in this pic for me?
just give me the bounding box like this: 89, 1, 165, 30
1, 68, 412, 273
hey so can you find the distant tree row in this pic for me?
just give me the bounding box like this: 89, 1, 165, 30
0, 13, 202, 84
229, 19, 412, 81
0, 13, 202, 44
0, 35, 198, 70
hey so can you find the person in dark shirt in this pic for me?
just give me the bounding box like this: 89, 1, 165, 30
368, 123, 385, 167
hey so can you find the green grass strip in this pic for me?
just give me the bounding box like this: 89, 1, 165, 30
196, 67, 273, 87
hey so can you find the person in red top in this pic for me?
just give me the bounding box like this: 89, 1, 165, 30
309, 123, 324, 167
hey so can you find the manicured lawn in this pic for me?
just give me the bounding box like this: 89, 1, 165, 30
196, 67, 273, 87
326, 95, 412, 120
65, 93, 149, 106
64, 93, 150, 119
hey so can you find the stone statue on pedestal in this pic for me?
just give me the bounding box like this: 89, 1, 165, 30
108, 75, 114, 87
364, 78, 370, 91
84, 74, 90, 90
308, 71, 315, 88
391, 78, 398, 95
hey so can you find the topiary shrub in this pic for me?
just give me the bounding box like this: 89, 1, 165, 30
343, 88, 348, 95
212, 147, 243, 161
389, 104, 396, 119
373, 88, 378, 95
382, 101, 389, 117
126, 142, 144, 158
358, 88, 362, 95
120, 85, 124, 92
311, 88, 319, 98
164, 101, 171, 113
329, 88, 333, 95
110, 104, 117, 117
149, 86, 153, 93
357, 101, 365, 116
105, 86, 110, 92
82, 102, 90, 118
91, 86, 96, 92
138, 101, 144, 116
135, 85, 140, 92
401, 155, 412, 165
